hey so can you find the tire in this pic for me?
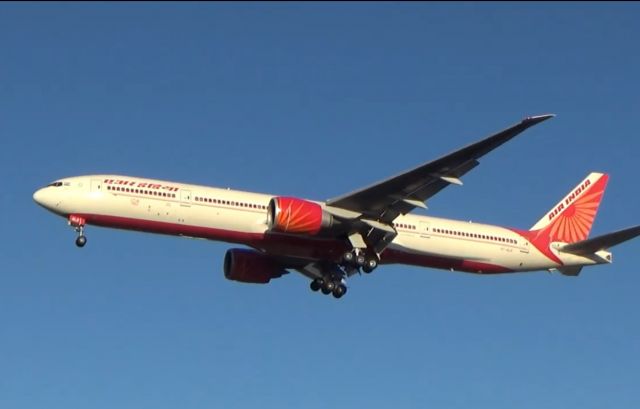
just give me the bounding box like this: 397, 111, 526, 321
75, 236, 87, 248
343, 251, 354, 264
332, 284, 347, 299
310, 280, 321, 292
364, 258, 377, 272
321, 280, 335, 295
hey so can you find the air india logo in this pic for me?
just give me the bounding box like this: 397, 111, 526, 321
544, 177, 606, 243
548, 179, 591, 221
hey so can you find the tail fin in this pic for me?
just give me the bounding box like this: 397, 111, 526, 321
529, 172, 609, 243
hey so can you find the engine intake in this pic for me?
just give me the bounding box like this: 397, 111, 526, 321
223, 248, 286, 284
267, 197, 334, 235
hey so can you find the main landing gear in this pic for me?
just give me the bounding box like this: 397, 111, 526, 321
68, 215, 87, 248
342, 249, 378, 274
310, 277, 347, 299
308, 249, 379, 300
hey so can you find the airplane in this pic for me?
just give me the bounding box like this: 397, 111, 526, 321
33, 114, 640, 299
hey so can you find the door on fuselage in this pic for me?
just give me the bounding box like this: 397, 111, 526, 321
180, 189, 192, 205
419, 221, 431, 238
90, 179, 102, 193
178, 189, 192, 224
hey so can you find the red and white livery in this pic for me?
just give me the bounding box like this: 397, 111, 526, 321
33, 115, 640, 298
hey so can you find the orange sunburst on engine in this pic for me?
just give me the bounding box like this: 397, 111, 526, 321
270, 197, 325, 234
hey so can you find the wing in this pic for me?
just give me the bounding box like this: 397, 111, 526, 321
326, 114, 555, 224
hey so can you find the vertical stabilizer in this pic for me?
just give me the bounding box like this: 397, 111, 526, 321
529, 173, 609, 243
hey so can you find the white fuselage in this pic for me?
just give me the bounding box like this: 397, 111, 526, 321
33, 175, 605, 274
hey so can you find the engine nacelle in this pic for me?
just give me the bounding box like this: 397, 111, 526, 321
267, 196, 334, 235
223, 248, 286, 284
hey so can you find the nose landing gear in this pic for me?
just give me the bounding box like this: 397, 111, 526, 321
69, 215, 87, 248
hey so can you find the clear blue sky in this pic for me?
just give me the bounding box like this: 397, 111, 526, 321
2, 3, 639, 408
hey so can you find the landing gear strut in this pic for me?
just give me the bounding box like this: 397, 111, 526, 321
69, 215, 87, 248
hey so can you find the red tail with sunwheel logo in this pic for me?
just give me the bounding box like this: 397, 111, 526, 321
529, 172, 609, 244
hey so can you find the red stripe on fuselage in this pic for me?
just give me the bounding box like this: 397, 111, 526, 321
78, 213, 513, 275
79, 213, 349, 262
382, 249, 514, 274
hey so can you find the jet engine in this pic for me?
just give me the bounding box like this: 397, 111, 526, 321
267, 196, 334, 235
223, 248, 286, 284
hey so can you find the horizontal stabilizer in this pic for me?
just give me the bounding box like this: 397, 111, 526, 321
559, 225, 640, 256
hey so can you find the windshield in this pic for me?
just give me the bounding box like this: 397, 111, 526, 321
46, 181, 63, 187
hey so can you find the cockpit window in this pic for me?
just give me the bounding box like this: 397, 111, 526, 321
47, 182, 63, 187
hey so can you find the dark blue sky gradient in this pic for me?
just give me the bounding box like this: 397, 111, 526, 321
2, 3, 639, 408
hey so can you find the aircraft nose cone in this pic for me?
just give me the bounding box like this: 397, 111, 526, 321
33, 187, 57, 210
33, 188, 45, 205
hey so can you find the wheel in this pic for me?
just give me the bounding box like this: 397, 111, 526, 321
362, 258, 377, 273
355, 254, 366, 266
321, 280, 336, 294
342, 251, 355, 264
310, 279, 323, 292
332, 284, 347, 299
75, 235, 87, 248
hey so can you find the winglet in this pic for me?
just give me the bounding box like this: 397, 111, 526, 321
523, 114, 555, 126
